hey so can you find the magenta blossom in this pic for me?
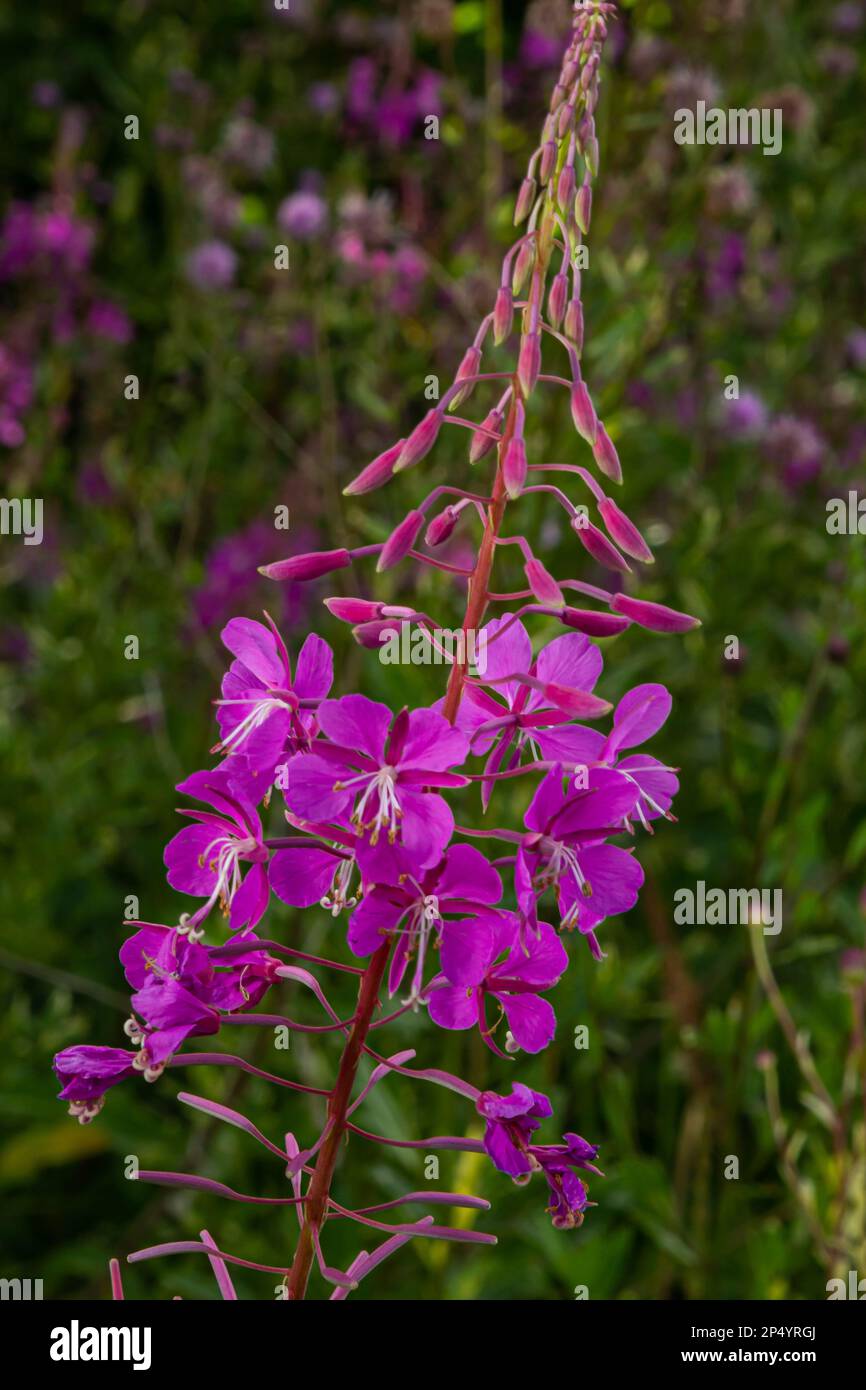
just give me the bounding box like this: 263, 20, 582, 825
518, 765, 643, 957
164, 769, 269, 934
347, 843, 503, 1001
214, 615, 333, 786
284, 696, 469, 879
428, 910, 568, 1056
538, 683, 680, 831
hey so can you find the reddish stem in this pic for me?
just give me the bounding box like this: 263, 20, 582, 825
286, 941, 390, 1299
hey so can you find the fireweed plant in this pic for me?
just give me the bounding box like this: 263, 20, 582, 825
53, 1, 700, 1300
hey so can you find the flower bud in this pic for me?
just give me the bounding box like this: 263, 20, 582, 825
512, 240, 535, 296
493, 286, 514, 345
449, 345, 482, 412
584, 135, 599, 178
549, 82, 567, 112
572, 516, 631, 573
561, 607, 632, 637
539, 140, 557, 185
598, 497, 654, 563
259, 548, 351, 582
524, 557, 564, 608
426, 505, 460, 547
324, 596, 383, 623
395, 409, 442, 473
570, 380, 597, 443
514, 176, 537, 225
502, 436, 528, 499
377, 510, 426, 571
352, 620, 400, 650
592, 423, 622, 484
548, 272, 568, 330
543, 683, 612, 718
557, 163, 576, 212
575, 183, 593, 235
564, 297, 584, 352
343, 438, 404, 496
611, 594, 701, 633
517, 331, 542, 397
470, 407, 503, 464
557, 100, 575, 139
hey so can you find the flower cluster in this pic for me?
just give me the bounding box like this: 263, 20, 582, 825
54, 1, 698, 1299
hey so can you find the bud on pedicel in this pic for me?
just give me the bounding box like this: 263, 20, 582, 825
493, 286, 514, 345
525, 557, 564, 608
259, 548, 351, 582
561, 607, 632, 637
352, 619, 400, 649
548, 272, 568, 330
512, 241, 535, 296
502, 436, 528, 499
611, 593, 701, 633
543, 683, 612, 719
343, 438, 405, 496
572, 516, 631, 573
514, 176, 537, 225
426, 505, 460, 546
539, 140, 557, 185
557, 100, 575, 140
395, 410, 442, 473
575, 183, 592, 235
324, 597, 383, 624
377, 510, 426, 571
557, 163, 576, 212
564, 298, 584, 352
470, 407, 503, 464
598, 497, 654, 564
584, 134, 599, 178
517, 332, 542, 397
570, 380, 597, 443
592, 423, 622, 484
449, 345, 482, 412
